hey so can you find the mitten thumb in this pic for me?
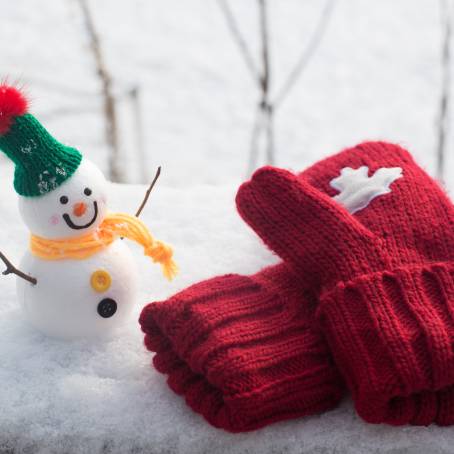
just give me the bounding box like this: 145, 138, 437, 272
236, 166, 389, 289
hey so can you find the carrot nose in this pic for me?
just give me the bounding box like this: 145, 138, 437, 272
73, 202, 88, 217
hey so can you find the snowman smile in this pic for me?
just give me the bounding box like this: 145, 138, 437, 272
63, 201, 99, 230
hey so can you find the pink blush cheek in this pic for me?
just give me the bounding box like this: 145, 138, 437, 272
49, 215, 60, 226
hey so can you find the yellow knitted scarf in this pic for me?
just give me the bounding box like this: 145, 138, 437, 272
30, 213, 178, 280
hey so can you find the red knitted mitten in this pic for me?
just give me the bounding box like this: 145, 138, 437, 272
236, 142, 454, 425
140, 263, 343, 432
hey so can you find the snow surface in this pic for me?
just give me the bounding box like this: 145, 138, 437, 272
1, 0, 454, 452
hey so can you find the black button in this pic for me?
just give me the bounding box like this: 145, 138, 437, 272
97, 298, 117, 318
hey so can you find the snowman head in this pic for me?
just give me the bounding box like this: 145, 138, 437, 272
0, 85, 109, 239
18, 159, 109, 239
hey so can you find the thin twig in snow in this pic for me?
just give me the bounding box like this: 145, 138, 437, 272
78, 0, 124, 183
0, 251, 37, 285
437, 0, 453, 181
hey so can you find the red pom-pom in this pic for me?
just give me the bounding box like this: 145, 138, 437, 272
0, 85, 28, 135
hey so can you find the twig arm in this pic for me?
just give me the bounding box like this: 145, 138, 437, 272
0, 251, 37, 285
135, 166, 162, 217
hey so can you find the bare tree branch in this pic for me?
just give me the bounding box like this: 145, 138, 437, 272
274, 0, 336, 108
257, 0, 273, 166
129, 86, 148, 184
0, 251, 37, 285
135, 166, 162, 217
248, 104, 265, 174
78, 0, 124, 183
265, 104, 275, 165
257, 0, 274, 166
217, 0, 262, 85
437, 0, 453, 181
258, 0, 270, 97
219, 0, 336, 173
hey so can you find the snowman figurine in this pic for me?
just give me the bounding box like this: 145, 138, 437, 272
0, 85, 177, 339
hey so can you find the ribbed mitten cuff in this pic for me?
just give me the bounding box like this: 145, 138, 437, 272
317, 262, 454, 425
140, 264, 344, 432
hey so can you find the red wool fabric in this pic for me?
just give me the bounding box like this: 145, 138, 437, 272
237, 141, 454, 425
140, 264, 343, 432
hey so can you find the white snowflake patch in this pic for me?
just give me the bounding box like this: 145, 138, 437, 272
330, 166, 402, 214
55, 163, 67, 177
37, 170, 58, 194
20, 138, 37, 155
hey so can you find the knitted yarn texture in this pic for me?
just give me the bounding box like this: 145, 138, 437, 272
237, 141, 454, 425
0, 86, 82, 197
140, 264, 344, 432
30, 212, 178, 280
142, 141, 454, 430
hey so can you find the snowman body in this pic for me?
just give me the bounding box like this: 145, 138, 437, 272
17, 241, 138, 339
0, 86, 174, 340
17, 159, 140, 339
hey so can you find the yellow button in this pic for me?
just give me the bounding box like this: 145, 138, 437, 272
90, 269, 112, 293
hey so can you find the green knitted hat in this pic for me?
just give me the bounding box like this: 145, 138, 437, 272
0, 85, 82, 197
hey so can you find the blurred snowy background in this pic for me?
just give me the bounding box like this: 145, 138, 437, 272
2, 1, 454, 453
1, 0, 453, 191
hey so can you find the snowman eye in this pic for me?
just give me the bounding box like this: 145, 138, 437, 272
60, 195, 69, 205
84, 187, 92, 196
